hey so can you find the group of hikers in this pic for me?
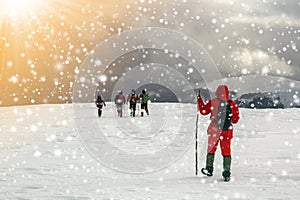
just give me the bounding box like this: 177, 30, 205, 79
95, 85, 240, 182
95, 89, 149, 118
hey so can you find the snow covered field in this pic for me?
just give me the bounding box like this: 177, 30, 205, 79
0, 103, 300, 200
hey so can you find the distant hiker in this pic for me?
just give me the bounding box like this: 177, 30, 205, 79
96, 91, 106, 117
139, 89, 149, 116
197, 85, 240, 181
127, 89, 139, 117
114, 90, 126, 117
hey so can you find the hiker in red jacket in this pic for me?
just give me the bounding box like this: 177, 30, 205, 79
197, 85, 240, 181
114, 90, 126, 117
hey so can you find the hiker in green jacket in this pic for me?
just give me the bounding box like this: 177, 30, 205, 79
139, 89, 149, 117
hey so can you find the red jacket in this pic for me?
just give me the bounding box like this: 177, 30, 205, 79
197, 85, 240, 138
127, 92, 139, 103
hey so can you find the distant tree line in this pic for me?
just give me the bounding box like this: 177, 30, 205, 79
235, 92, 284, 109
196, 89, 287, 109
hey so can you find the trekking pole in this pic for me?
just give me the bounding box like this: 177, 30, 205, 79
122, 105, 124, 117
195, 90, 200, 176
123, 104, 126, 117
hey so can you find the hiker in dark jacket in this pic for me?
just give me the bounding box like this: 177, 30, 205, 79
96, 91, 106, 117
127, 89, 139, 117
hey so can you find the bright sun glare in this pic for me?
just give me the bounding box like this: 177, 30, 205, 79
0, 0, 42, 18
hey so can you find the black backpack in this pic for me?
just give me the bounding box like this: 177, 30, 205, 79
130, 93, 136, 102
216, 100, 233, 130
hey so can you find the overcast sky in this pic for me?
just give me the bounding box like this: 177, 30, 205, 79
154, 0, 300, 81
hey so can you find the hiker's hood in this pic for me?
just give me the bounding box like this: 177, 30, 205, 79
215, 85, 229, 101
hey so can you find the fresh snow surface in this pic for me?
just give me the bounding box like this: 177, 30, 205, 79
0, 103, 300, 200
